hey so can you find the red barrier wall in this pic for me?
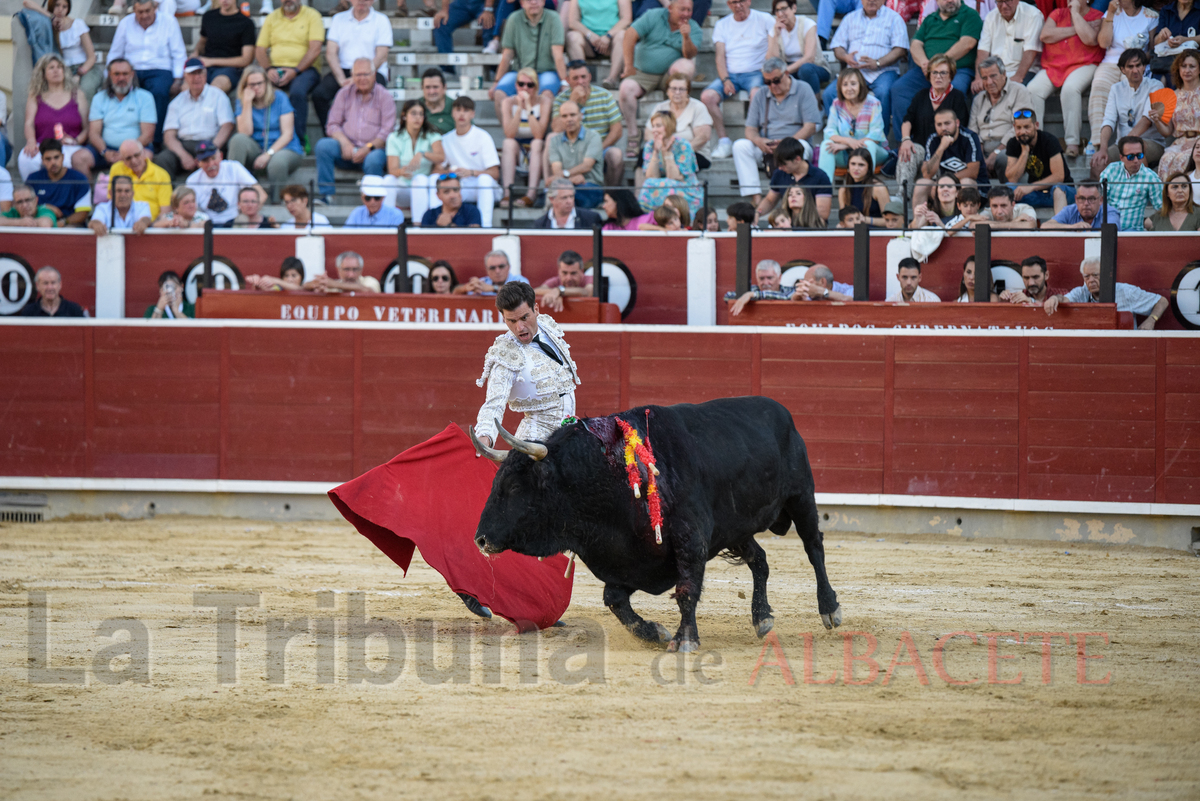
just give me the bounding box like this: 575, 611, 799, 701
1, 233, 97, 315
2, 322, 1196, 505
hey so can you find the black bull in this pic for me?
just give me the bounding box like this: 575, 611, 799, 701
472, 396, 842, 652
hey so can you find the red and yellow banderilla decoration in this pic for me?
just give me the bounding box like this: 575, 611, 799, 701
616, 417, 663, 544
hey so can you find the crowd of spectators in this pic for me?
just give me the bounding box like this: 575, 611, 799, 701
4, 0, 1200, 234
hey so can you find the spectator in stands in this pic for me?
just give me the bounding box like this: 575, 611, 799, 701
19, 54, 91, 180
433, 0, 510, 57
601, 188, 652, 228
825, 0, 909, 138
153, 186, 210, 228
724, 199, 756, 231
887, 257, 941, 302
346, 175, 406, 226
279, 183, 333, 231
1086, 0, 1158, 158
890, 0, 982, 139
500, 68, 553, 207
155, 59, 235, 179
418, 96, 502, 228
702, 0, 775, 159
1153, 52, 1200, 179
225, 185, 279, 228
84, 61, 156, 174
1042, 181, 1121, 228
1099, 135, 1162, 230
535, 177, 603, 227
1044, 257, 1168, 329
618, 0, 699, 157
312, 0, 392, 132
955, 255, 1000, 301
88, 174, 152, 234
491, 0, 568, 121
1089, 49, 1165, 177
535, 249, 594, 312
1, 185, 56, 228
144, 270, 194, 319
382, 99, 445, 211
228, 65, 304, 198
565, 0, 632, 91
915, 106, 988, 207
912, 173, 960, 225
972, 0, 1043, 94
187, 141, 266, 226
701, 207, 719, 230
552, 61, 625, 189
454, 249, 530, 294
969, 56, 1033, 176
896, 54, 969, 198
943, 183, 982, 230
837, 206, 865, 227
109, 139, 171, 220
21, 0, 102, 99
18, 266, 85, 317
246, 256, 305, 290
1147, 172, 1200, 230
547, 100, 605, 208
1184, 141, 1200, 203
256, 0, 325, 150
726, 259, 792, 315
27, 139, 91, 227
777, 184, 824, 228
1028, 0, 1103, 159
1006, 108, 1072, 212
421, 174, 483, 227
765, 0, 828, 102
106, 0, 187, 148
639, 72, 713, 181
976, 183, 1037, 228
314, 58, 394, 205
737, 60, 822, 208
998, 255, 1066, 304
819, 68, 888, 179
420, 69, 455, 134
791, 264, 853, 300
195, 0, 257, 93
426, 260, 459, 295
1150, 0, 1200, 87
750, 137, 830, 221
838, 148, 890, 223
880, 198, 906, 227
303, 251, 381, 293
637, 111, 701, 219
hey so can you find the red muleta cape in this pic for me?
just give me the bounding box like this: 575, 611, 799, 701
328, 424, 574, 631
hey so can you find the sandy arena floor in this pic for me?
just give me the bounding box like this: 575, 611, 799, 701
1, 516, 1198, 800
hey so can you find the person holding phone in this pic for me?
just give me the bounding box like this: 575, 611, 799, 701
144, 270, 194, 319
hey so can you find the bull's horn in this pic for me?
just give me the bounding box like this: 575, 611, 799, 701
469, 425, 508, 462
495, 419, 548, 461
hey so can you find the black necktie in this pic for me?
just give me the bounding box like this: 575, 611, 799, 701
532, 334, 563, 366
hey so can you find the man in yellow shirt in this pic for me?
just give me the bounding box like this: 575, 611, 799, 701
256, 0, 326, 150
108, 140, 173, 220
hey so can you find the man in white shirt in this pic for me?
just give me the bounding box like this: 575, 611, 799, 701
971, 0, 1043, 93
185, 141, 266, 226
886, 257, 942, 302
88, 175, 153, 236
700, 0, 775, 158
413, 95, 502, 228
154, 59, 235, 177
106, 0, 187, 148
311, 0, 393, 131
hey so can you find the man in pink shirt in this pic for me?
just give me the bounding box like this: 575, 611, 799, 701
313, 58, 395, 204
535, 249, 594, 312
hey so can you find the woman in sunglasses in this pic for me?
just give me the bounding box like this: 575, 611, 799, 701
500, 68, 552, 207
425, 260, 460, 294
1147, 171, 1200, 229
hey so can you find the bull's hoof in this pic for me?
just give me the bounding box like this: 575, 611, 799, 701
667, 637, 698, 653
754, 615, 775, 638
629, 621, 671, 644
820, 605, 844, 630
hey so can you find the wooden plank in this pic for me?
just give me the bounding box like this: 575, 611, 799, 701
94, 327, 221, 351
1165, 393, 1200, 421
94, 377, 220, 404
0, 378, 87, 403
892, 389, 1019, 418
226, 376, 353, 405
93, 427, 219, 453
629, 357, 752, 387
761, 334, 885, 362
627, 386, 751, 407
764, 387, 885, 417
807, 441, 885, 470
1027, 338, 1155, 364
1160, 448, 1200, 477
92, 454, 219, 479
222, 458, 353, 483
1027, 391, 1155, 421
1025, 446, 1156, 476
891, 443, 1019, 473
1026, 363, 1156, 393
891, 416, 1015, 445
1163, 364, 1200, 393
93, 350, 220, 378
894, 337, 1018, 363
1164, 476, 1200, 503
794, 414, 885, 442
811, 467, 883, 494
361, 329, 495, 357
1031, 418, 1156, 449
228, 353, 355, 379
883, 337, 895, 495
888, 471, 1019, 497
224, 429, 352, 457
761, 360, 885, 389
1156, 340, 1167, 505
1165, 337, 1200, 365
893, 361, 1019, 391
630, 331, 752, 360
1025, 474, 1155, 503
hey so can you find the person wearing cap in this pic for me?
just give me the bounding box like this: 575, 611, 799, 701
880, 199, 906, 229
185, 141, 266, 226
345, 176, 407, 227
154, 58, 235, 178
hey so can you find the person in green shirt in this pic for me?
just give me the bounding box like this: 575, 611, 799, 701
490, 0, 567, 122
0, 186, 56, 228
144, 271, 196, 319
617, 0, 701, 155
888, 0, 981, 141
419, 69, 455, 134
